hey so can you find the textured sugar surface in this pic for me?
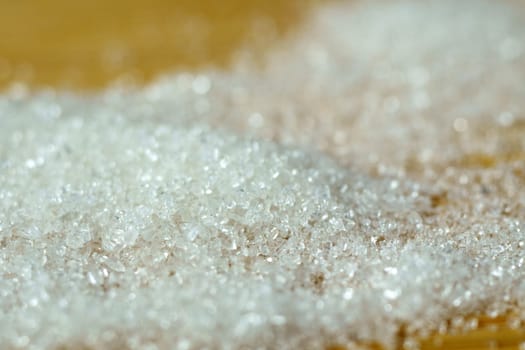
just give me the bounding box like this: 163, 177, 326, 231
1, 0, 525, 349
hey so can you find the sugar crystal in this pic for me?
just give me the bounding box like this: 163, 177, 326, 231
1, 0, 525, 349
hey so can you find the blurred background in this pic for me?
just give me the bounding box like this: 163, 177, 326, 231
0, 0, 326, 90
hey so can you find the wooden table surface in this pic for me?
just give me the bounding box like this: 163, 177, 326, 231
0, 0, 321, 89
1, 0, 524, 348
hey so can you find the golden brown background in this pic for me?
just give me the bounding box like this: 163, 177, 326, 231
1, 0, 524, 348
0, 0, 321, 90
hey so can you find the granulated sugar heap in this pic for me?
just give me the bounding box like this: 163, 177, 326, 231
1, 0, 525, 349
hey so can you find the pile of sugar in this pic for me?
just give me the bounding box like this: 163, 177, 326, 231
1, 0, 525, 349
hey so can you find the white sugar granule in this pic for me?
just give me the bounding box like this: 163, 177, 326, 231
1, 0, 525, 349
